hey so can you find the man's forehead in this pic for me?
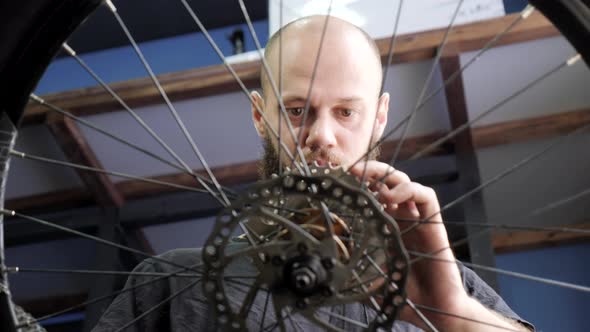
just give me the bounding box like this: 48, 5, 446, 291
262, 15, 382, 99
281, 92, 366, 105
268, 17, 377, 62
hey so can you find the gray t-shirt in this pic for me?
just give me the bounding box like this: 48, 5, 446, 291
92, 247, 531, 331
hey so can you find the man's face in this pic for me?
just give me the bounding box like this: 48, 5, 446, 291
252, 18, 389, 177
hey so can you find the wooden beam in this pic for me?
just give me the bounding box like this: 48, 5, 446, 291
21, 11, 557, 125
493, 223, 590, 254
45, 115, 144, 331
377, 10, 557, 63
440, 54, 497, 288
46, 113, 125, 207
5, 187, 94, 213
119, 157, 261, 200
7, 107, 589, 213
473, 107, 590, 148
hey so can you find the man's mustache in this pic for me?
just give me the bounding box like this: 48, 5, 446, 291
302, 151, 342, 166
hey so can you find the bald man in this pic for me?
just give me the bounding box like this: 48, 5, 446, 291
93, 16, 532, 332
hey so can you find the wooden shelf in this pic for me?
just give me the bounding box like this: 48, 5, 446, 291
493, 223, 590, 254
22, 11, 558, 125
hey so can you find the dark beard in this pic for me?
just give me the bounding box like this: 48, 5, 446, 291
259, 136, 281, 180
258, 136, 381, 180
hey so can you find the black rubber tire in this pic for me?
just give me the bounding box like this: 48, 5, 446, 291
0, 0, 102, 126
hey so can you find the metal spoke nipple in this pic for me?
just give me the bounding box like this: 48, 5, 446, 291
567, 54, 581, 66
62, 43, 76, 56
4, 266, 19, 273
521, 4, 535, 18
104, 0, 117, 12
9, 149, 25, 158
29, 93, 44, 104
0, 209, 15, 216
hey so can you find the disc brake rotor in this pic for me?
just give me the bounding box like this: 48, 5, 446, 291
202, 165, 410, 331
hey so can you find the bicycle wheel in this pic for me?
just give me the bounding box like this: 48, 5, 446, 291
1, 0, 589, 331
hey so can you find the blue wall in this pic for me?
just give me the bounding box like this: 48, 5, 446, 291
36, 20, 268, 95
496, 242, 590, 332
503, 0, 528, 13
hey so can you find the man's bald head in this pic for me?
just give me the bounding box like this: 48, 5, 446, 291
251, 15, 389, 178
260, 15, 383, 99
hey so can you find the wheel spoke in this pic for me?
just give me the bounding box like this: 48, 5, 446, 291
29, 93, 236, 205
16, 263, 202, 328
317, 308, 369, 329
402, 120, 590, 235
410, 53, 582, 160
389, 0, 465, 167
58, 43, 205, 183
351, 270, 381, 312
238, 278, 262, 317
271, 296, 287, 332
113, 279, 202, 332
238, 0, 311, 175
407, 250, 590, 293
342, 4, 552, 176
412, 303, 525, 332
5, 267, 200, 278
259, 208, 321, 245
359, 0, 405, 186
178, 0, 303, 174
2, 210, 202, 273
285, 308, 305, 332
105, 0, 231, 206
10, 150, 218, 195
529, 186, 590, 217
405, 298, 440, 332
409, 186, 590, 265
277, 0, 285, 177
292, 3, 334, 171
319, 202, 339, 257
224, 240, 291, 262
415, 5, 536, 113
259, 290, 271, 331
397, 218, 590, 235
301, 311, 345, 332
380, 0, 405, 90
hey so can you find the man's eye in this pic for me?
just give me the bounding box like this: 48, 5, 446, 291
287, 107, 304, 117
340, 109, 353, 117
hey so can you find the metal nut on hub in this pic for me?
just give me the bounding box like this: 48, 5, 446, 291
297, 242, 308, 253
322, 286, 335, 297
321, 257, 336, 270
271, 255, 285, 266
295, 297, 309, 309
292, 266, 317, 291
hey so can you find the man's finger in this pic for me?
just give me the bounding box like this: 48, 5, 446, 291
381, 182, 441, 220
349, 161, 410, 187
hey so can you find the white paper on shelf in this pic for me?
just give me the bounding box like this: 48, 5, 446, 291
268, 0, 506, 39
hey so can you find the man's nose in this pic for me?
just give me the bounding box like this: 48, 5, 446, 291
304, 113, 336, 150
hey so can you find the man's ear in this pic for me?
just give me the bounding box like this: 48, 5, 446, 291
374, 92, 389, 139
251, 90, 266, 138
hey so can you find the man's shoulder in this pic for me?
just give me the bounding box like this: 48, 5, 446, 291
138, 247, 203, 272
138, 242, 249, 272
158, 247, 202, 261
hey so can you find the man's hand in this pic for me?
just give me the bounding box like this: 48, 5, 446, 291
349, 161, 528, 331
